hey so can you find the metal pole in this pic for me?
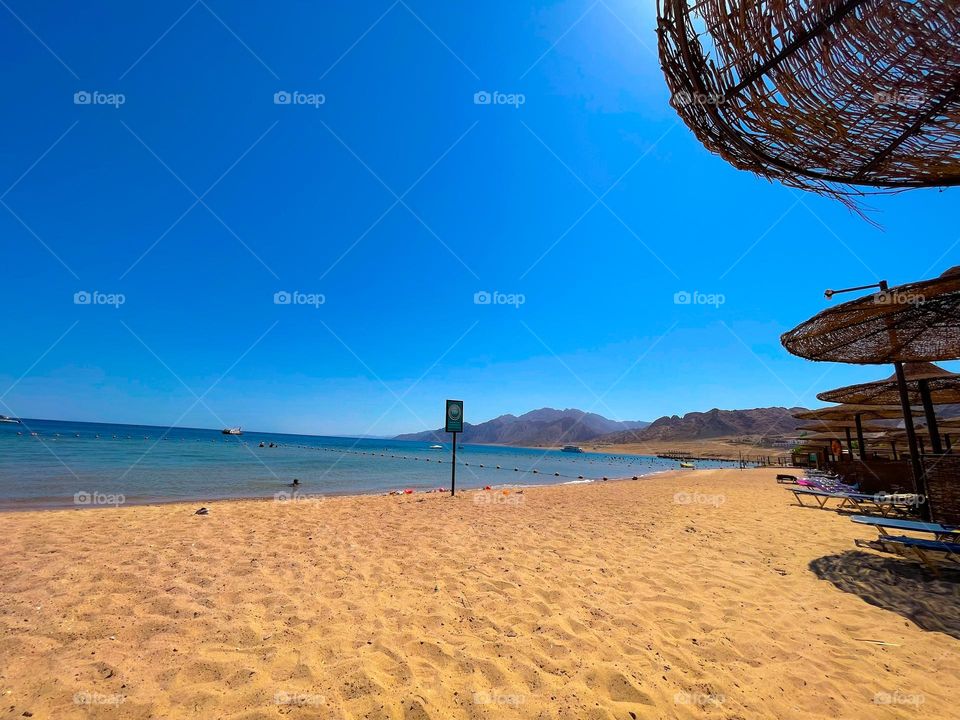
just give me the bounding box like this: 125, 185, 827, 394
917, 379, 943, 454
450, 432, 457, 496
854, 413, 866, 460
894, 361, 930, 519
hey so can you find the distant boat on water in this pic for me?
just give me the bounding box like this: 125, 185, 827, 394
680, 461, 695, 469
0, 415, 21, 424
562, 445, 584, 453
221, 427, 243, 435
429, 444, 443, 449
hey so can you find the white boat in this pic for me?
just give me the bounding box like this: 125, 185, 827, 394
0, 415, 21, 424
221, 427, 243, 435
562, 445, 584, 453
429, 444, 443, 449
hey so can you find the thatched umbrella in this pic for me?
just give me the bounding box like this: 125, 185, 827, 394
781, 269, 960, 363
793, 404, 922, 458
799, 420, 900, 457
817, 362, 960, 454
796, 423, 854, 455
795, 430, 887, 458
794, 405, 917, 421
656, 0, 960, 206
781, 269, 960, 519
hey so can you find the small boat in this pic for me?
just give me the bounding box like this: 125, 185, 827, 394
679, 461, 695, 469
0, 415, 21, 424
429, 444, 443, 449
562, 445, 584, 453
222, 427, 243, 435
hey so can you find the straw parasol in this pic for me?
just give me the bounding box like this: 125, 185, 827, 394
817, 362, 960, 453
656, 1, 960, 207
797, 420, 897, 456
793, 404, 923, 458
797, 421, 898, 432
781, 269, 960, 364
817, 363, 960, 404
793, 405, 917, 421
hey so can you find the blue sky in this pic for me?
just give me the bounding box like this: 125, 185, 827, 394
1, 0, 957, 436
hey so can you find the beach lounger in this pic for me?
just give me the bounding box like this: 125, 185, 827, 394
854, 534, 960, 575
787, 487, 918, 517
776, 474, 799, 484
850, 515, 960, 542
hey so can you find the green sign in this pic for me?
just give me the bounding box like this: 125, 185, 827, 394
445, 399, 463, 433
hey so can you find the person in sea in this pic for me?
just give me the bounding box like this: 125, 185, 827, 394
291, 478, 300, 487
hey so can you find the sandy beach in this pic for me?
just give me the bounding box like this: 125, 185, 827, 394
1, 468, 957, 719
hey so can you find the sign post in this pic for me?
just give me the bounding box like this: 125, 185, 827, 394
445, 400, 463, 495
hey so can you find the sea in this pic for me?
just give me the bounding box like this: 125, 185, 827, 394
0, 418, 740, 510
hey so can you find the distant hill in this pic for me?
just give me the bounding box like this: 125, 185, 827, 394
394, 408, 649, 446
598, 407, 808, 443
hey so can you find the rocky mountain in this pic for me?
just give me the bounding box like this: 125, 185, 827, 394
394, 408, 649, 446
598, 407, 808, 443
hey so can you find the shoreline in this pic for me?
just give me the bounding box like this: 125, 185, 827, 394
0, 471, 668, 513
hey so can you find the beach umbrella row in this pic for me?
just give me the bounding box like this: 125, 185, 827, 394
781, 268, 960, 520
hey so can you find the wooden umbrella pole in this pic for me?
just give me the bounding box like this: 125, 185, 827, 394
895, 361, 930, 519
844, 426, 854, 457
918, 379, 944, 454
855, 413, 866, 460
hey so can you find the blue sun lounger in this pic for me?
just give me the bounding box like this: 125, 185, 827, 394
850, 515, 960, 542
787, 487, 918, 517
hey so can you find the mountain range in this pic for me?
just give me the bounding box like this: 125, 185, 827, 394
598, 406, 808, 443
394, 406, 810, 446
393, 408, 650, 446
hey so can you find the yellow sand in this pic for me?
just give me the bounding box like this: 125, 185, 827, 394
1, 469, 957, 719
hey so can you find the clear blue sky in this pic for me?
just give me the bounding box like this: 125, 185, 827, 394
1, 0, 957, 436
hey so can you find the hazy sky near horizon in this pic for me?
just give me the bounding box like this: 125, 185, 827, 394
2, 0, 958, 436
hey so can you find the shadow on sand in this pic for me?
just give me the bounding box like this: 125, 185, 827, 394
809, 551, 960, 640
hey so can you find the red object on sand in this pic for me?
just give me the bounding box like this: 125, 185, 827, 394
403, 488, 413, 494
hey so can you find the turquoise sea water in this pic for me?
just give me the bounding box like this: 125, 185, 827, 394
0, 419, 740, 509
